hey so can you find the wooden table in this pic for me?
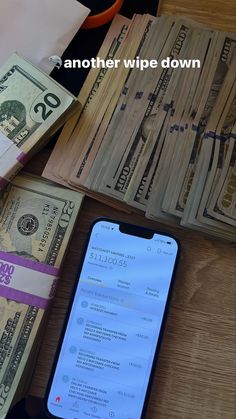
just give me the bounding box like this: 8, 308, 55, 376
158, 0, 236, 32
26, 1, 236, 418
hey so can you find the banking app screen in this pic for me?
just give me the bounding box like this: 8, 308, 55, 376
47, 221, 178, 419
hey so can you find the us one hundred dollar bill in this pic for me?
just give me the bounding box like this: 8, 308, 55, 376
0, 173, 83, 418
208, 129, 236, 226
42, 14, 236, 240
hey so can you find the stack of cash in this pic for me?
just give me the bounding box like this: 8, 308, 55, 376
43, 14, 236, 240
0, 173, 83, 417
0, 53, 80, 190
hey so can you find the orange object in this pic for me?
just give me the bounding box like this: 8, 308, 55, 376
82, 0, 124, 29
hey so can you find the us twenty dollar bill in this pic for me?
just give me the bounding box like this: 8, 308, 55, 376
0, 54, 77, 186
0, 173, 83, 418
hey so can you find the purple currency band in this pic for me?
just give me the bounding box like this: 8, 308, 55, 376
0, 251, 59, 309
204, 131, 215, 139
192, 124, 199, 132
163, 103, 170, 112
215, 134, 228, 141
17, 151, 28, 165
0, 177, 8, 189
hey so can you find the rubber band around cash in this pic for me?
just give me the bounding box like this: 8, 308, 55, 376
17, 151, 29, 165
0, 251, 59, 309
0, 177, 8, 189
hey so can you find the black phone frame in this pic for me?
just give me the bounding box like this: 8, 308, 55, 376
44, 217, 180, 419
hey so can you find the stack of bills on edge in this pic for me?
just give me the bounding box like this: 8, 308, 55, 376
42, 14, 236, 240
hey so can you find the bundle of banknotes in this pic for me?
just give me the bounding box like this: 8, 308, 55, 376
0, 53, 80, 190
0, 173, 83, 417
0, 53, 85, 417
43, 13, 236, 241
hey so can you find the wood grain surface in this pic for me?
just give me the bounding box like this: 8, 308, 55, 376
158, 0, 236, 32
26, 1, 236, 417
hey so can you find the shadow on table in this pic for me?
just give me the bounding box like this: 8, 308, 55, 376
6, 397, 46, 419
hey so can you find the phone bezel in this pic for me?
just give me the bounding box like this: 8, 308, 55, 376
44, 217, 180, 418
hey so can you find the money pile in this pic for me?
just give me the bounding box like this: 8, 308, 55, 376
0, 173, 83, 417
43, 14, 236, 240
0, 53, 80, 190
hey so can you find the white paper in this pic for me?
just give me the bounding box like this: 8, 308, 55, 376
0, 142, 23, 181
0, 0, 90, 73
0, 132, 12, 156
0, 260, 58, 301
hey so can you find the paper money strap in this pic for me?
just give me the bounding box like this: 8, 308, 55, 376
0, 132, 28, 188
0, 251, 59, 309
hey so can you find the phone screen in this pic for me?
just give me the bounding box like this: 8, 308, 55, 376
46, 220, 179, 419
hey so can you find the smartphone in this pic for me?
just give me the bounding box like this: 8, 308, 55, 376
45, 218, 180, 419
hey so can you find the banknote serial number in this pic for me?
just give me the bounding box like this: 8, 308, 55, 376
0, 261, 15, 285
38, 205, 59, 250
